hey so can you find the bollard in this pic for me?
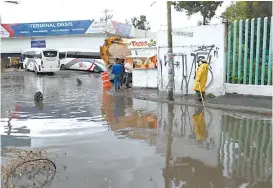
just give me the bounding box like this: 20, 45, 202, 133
101, 72, 112, 89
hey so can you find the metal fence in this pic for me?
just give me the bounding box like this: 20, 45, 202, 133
226, 17, 273, 85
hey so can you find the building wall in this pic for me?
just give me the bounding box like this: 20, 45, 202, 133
157, 24, 226, 96
224, 83, 273, 96
1, 34, 106, 53
130, 28, 156, 38
132, 69, 158, 88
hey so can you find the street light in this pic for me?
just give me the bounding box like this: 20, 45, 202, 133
4, 1, 20, 4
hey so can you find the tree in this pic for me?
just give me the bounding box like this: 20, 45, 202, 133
130, 15, 151, 31
173, 1, 223, 25
221, 1, 272, 22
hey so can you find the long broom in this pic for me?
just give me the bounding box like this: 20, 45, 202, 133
198, 82, 205, 107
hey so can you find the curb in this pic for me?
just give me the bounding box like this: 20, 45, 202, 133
108, 90, 272, 116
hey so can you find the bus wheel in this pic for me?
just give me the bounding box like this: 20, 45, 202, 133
60, 64, 66, 70
35, 66, 38, 74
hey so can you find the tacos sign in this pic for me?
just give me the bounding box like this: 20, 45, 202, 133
127, 39, 156, 49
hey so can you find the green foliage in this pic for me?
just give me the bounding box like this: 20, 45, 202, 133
227, 60, 270, 85
172, 1, 223, 25
130, 15, 151, 31
221, 1, 272, 22
207, 93, 216, 99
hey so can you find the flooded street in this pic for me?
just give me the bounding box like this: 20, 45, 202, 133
1, 71, 272, 188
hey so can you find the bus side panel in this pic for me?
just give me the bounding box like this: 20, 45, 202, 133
65, 59, 96, 71
60, 58, 72, 68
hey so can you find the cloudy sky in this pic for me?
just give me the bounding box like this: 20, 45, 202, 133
0, 0, 231, 31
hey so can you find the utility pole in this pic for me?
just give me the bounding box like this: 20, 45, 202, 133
100, 9, 113, 21
166, 3, 174, 178
101, 9, 113, 34
167, 1, 174, 101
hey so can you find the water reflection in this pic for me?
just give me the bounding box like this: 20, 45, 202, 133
102, 89, 158, 133
162, 106, 272, 188
220, 116, 272, 186
103, 96, 272, 188
1, 103, 32, 148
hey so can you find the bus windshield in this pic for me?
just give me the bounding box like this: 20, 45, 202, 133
43, 50, 58, 57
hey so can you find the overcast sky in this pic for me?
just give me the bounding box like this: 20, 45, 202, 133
0, 0, 231, 31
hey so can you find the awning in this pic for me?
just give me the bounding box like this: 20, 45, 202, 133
125, 54, 156, 58
1, 53, 21, 58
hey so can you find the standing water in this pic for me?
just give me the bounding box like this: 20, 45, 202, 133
1, 71, 272, 188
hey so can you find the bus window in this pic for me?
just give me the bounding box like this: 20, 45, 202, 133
34, 53, 42, 59
25, 52, 34, 58
59, 52, 66, 59
75, 52, 101, 59
66, 51, 76, 58
43, 50, 58, 57
65, 51, 101, 59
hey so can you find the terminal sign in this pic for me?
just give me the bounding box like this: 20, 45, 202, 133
1, 20, 94, 37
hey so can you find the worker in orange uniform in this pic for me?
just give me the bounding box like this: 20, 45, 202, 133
193, 59, 209, 101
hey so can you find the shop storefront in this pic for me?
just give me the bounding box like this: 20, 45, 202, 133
124, 38, 158, 88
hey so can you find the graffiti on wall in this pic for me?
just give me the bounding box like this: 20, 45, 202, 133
159, 44, 220, 94
191, 45, 220, 67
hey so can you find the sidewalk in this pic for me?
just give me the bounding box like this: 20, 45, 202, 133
110, 88, 272, 115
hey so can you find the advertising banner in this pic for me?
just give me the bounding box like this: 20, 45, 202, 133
127, 38, 157, 49
107, 20, 131, 37
1, 20, 97, 38
31, 40, 46, 48
86, 21, 106, 33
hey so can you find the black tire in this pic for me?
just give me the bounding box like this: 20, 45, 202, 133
60, 64, 66, 70
123, 76, 127, 85
35, 66, 38, 74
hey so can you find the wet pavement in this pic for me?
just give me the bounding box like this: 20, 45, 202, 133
1, 70, 272, 188
113, 88, 272, 114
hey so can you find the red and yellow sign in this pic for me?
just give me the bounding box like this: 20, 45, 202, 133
127, 38, 157, 49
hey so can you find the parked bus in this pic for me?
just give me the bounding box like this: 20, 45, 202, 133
59, 48, 107, 72
22, 48, 60, 74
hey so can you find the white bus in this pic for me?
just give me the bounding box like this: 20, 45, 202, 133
59, 48, 107, 73
22, 48, 60, 74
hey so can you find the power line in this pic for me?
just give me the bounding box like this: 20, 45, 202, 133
150, 1, 156, 7
4, 1, 20, 4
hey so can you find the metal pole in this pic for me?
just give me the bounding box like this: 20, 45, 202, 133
167, 1, 174, 100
